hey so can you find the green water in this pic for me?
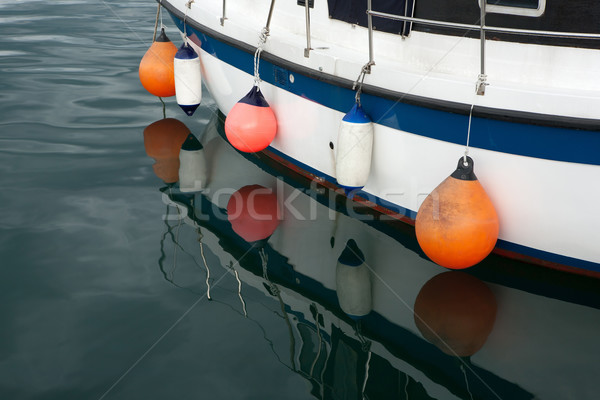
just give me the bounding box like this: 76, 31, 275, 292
1, 1, 599, 399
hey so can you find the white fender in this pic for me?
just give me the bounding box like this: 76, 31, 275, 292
335, 103, 374, 190
335, 239, 372, 319
179, 133, 207, 192
174, 42, 202, 116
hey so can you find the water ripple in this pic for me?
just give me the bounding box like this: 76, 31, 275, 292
8, 34, 96, 46
0, 139, 129, 155
0, 50, 29, 57
1, 66, 107, 74
0, 15, 64, 24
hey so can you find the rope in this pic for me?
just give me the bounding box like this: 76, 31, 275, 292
260, 247, 281, 297
308, 303, 323, 377
152, 1, 160, 42
183, 0, 195, 41
463, 103, 474, 166
159, 97, 166, 119
352, 62, 373, 106
361, 350, 372, 399
231, 265, 247, 317
460, 364, 475, 400
172, 205, 183, 280
197, 228, 212, 300
253, 27, 270, 87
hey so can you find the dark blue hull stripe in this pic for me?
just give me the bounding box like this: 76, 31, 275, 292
169, 13, 600, 166
495, 239, 600, 273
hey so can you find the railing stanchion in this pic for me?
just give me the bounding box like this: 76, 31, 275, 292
304, 0, 312, 57
220, 0, 227, 26
265, 0, 276, 32
366, 0, 374, 72
476, 1, 488, 95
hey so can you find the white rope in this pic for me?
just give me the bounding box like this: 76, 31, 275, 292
463, 103, 474, 166
153, 2, 160, 42
352, 62, 374, 106
460, 364, 475, 400
197, 229, 212, 300
183, 0, 195, 41
260, 247, 279, 296
361, 350, 372, 399
254, 27, 270, 87
231, 266, 247, 317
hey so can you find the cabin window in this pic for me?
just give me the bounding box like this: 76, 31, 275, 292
479, 0, 546, 17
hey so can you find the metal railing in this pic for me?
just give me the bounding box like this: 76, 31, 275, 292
368, 10, 600, 39
367, 5, 600, 95
217, 0, 599, 94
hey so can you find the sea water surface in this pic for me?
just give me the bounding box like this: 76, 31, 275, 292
1, 1, 600, 399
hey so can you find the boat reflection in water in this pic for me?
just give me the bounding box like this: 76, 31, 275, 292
144, 114, 600, 400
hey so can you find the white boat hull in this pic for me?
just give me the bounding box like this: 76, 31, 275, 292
160, 0, 600, 274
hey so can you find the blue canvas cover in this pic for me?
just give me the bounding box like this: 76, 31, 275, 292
327, 0, 415, 36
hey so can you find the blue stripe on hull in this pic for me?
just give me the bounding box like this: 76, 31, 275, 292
496, 239, 600, 273
170, 14, 600, 166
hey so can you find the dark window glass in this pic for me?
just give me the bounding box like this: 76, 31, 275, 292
487, 0, 539, 9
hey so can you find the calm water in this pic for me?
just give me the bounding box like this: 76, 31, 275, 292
1, 1, 600, 399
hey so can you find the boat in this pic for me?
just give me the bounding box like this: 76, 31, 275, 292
144, 113, 600, 399
152, 0, 600, 276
